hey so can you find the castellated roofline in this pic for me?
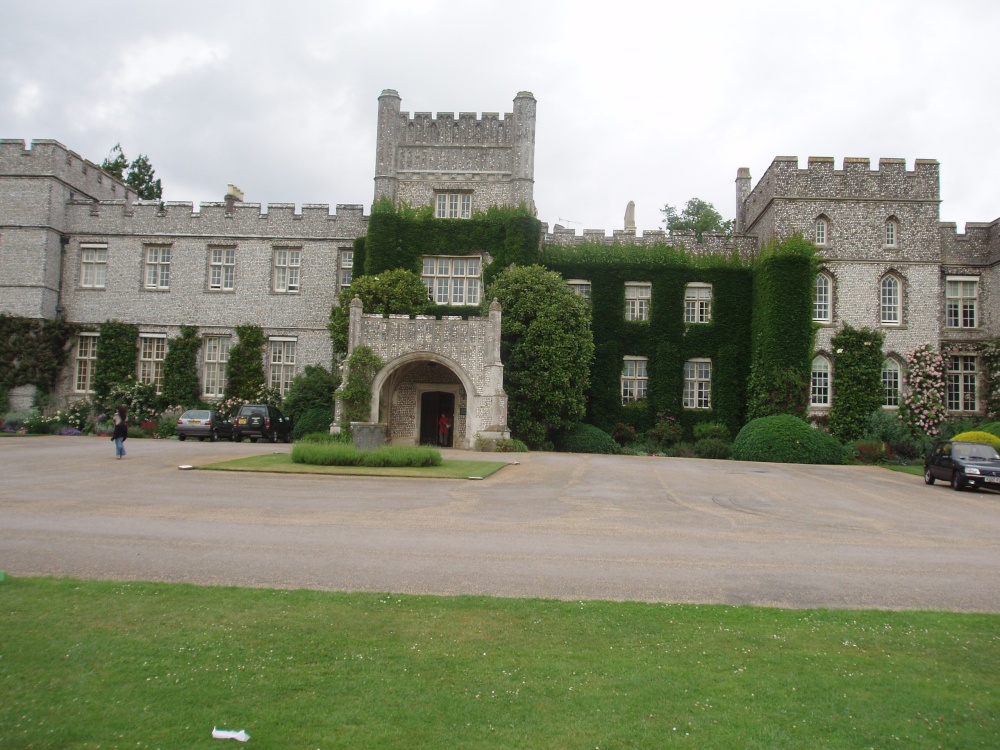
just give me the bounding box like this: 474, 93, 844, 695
740, 156, 942, 233
543, 225, 758, 260
1, 138, 137, 202
64, 198, 368, 237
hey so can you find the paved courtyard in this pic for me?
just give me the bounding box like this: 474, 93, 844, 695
1, 436, 999, 612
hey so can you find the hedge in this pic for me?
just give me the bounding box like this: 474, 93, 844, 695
732, 414, 844, 465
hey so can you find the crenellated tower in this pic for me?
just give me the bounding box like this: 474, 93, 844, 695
373, 90, 536, 215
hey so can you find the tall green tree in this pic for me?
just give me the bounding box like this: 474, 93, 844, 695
660, 198, 733, 239
101, 144, 163, 200
328, 269, 431, 356
486, 265, 594, 449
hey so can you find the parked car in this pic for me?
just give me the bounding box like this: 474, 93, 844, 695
231, 404, 292, 443
924, 440, 1000, 491
176, 409, 233, 442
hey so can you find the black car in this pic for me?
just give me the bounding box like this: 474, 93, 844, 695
924, 440, 1000, 491
175, 409, 232, 442
231, 404, 292, 443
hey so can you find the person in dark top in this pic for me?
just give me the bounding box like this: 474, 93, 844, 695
112, 405, 128, 459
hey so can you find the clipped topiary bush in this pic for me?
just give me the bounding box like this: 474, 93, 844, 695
951, 431, 1000, 451
732, 414, 844, 465
558, 423, 620, 455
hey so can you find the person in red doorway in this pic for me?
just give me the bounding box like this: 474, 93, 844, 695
438, 412, 451, 446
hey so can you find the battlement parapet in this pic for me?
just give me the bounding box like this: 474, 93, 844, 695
940, 218, 1000, 265
0, 138, 136, 202
742, 156, 940, 231
542, 226, 758, 260
65, 199, 368, 239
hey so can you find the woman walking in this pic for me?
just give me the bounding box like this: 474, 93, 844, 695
112, 405, 128, 459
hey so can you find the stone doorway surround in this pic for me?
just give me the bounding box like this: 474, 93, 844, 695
335, 297, 509, 449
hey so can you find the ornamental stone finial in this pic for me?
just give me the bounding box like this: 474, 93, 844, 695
489, 298, 502, 313
350, 296, 363, 309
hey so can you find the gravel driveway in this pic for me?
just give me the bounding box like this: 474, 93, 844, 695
2, 436, 999, 612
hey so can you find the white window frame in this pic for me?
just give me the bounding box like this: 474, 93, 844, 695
946, 276, 978, 329
421, 255, 482, 306
885, 219, 898, 247
340, 249, 354, 291
269, 338, 297, 396
202, 335, 230, 399
621, 356, 648, 404
567, 279, 591, 301
144, 245, 171, 290
273, 248, 301, 293
815, 218, 828, 246
80, 243, 108, 289
74, 333, 98, 393
811, 355, 831, 407
880, 274, 901, 325
625, 282, 651, 322
435, 193, 472, 219
138, 335, 167, 394
882, 358, 901, 408
683, 359, 712, 409
209, 247, 236, 291
684, 283, 712, 324
814, 272, 832, 323
947, 355, 978, 412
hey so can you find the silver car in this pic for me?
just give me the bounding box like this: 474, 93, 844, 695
175, 410, 232, 442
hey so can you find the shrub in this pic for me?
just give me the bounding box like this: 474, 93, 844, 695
2, 409, 36, 432
611, 422, 636, 445
298, 431, 338, 444
557, 423, 619, 455
291, 443, 442, 467
693, 438, 731, 460
648, 412, 683, 449
663, 441, 696, 458
157, 415, 177, 439
850, 439, 887, 464
494, 438, 529, 453
292, 408, 334, 441
900, 344, 947, 438
282, 365, 339, 424
23, 412, 60, 435
829, 325, 885, 442
951, 431, 1000, 451
693, 422, 731, 442
732, 414, 844, 465
341, 346, 384, 425
978, 422, 1000, 439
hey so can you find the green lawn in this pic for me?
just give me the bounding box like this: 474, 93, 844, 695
197, 452, 510, 479
1, 577, 997, 748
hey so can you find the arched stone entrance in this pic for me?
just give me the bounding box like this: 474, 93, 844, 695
336, 298, 509, 449
370, 353, 474, 447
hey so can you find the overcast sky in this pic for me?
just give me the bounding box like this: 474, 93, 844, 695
3, 1, 998, 235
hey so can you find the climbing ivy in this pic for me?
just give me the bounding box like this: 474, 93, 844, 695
341, 346, 384, 425
224, 325, 267, 404
0, 314, 81, 396
828, 324, 885, 442
92, 320, 140, 405
161, 325, 202, 408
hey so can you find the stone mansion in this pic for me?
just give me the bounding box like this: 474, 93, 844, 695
1, 89, 996, 445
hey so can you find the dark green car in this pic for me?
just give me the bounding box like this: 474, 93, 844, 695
231, 404, 292, 443
924, 440, 1000, 491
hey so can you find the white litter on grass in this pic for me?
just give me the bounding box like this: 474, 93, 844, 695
178, 465, 194, 470
212, 727, 250, 742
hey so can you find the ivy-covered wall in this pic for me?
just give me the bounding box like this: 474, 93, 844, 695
363, 199, 542, 284
0, 315, 81, 397
542, 244, 754, 438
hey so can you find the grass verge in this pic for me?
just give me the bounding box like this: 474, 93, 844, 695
197, 452, 508, 479
1, 577, 997, 748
